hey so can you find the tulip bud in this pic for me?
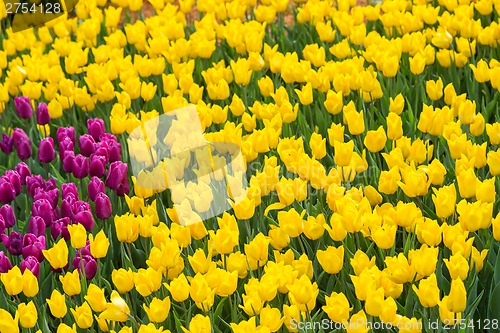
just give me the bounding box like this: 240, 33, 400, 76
62, 183, 79, 200
21, 256, 40, 278
0, 204, 16, 228
72, 255, 98, 280
28, 216, 46, 237
15, 138, 32, 160
15, 162, 31, 185
106, 161, 128, 191
1, 231, 23, 255
106, 139, 122, 162
38, 137, 55, 163
88, 118, 105, 141
32, 198, 54, 227
0, 251, 13, 273
51, 217, 70, 241
0, 176, 16, 204
95, 192, 112, 220
72, 154, 89, 179
62, 151, 75, 174
88, 176, 105, 202
0, 134, 13, 154
89, 154, 106, 178
22, 234, 46, 261
36, 102, 51, 125
14, 96, 33, 119
59, 136, 74, 160
73, 209, 95, 231
79, 134, 96, 157
56, 126, 76, 145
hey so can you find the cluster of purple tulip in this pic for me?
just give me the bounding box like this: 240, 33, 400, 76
0, 96, 131, 280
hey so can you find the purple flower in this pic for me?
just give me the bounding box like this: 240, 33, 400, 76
88, 177, 105, 202
15, 138, 32, 160
62, 151, 75, 174
38, 137, 55, 163
95, 192, 112, 220
60, 194, 77, 219
0, 176, 16, 204
106, 161, 128, 191
57, 127, 76, 145
51, 217, 70, 241
107, 140, 122, 163
62, 183, 79, 200
15, 162, 31, 185
72, 154, 89, 179
33, 187, 59, 209
14, 96, 33, 119
0, 134, 13, 154
0, 204, 16, 229
0, 215, 5, 235
36, 102, 50, 125
22, 234, 45, 261
89, 154, 106, 178
77, 241, 91, 257
4, 170, 21, 196
1, 231, 23, 256
21, 256, 40, 277
26, 175, 45, 197
59, 137, 74, 160
79, 134, 96, 157
72, 254, 98, 280
11, 128, 29, 144
0, 251, 12, 273
72, 206, 94, 231
87, 118, 105, 142
32, 198, 54, 226
28, 216, 46, 237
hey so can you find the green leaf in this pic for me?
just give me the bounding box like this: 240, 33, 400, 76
488, 281, 500, 321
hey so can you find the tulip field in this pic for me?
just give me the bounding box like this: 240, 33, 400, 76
2, 0, 500, 331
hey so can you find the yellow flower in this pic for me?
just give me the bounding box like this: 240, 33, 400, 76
364, 126, 387, 152
426, 78, 444, 101
165, 273, 190, 302
67, 223, 87, 249
18, 301, 38, 328
316, 246, 344, 274
89, 230, 110, 259
143, 297, 171, 323
42, 238, 69, 270
85, 284, 107, 313
23, 269, 39, 297
323, 291, 351, 323
59, 270, 81, 297
70, 302, 93, 329
295, 82, 313, 105
447, 279, 467, 313
1, 266, 23, 296
0, 308, 19, 333
100, 291, 130, 322
112, 268, 135, 294
47, 290, 67, 318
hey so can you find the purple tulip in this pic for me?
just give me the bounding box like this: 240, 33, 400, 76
26, 175, 44, 197
72, 254, 98, 280
62, 151, 75, 174
107, 140, 122, 163
15, 162, 31, 185
0, 251, 13, 273
36, 102, 50, 125
106, 161, 128, 191
0, 215, 5, 235
1, 231, 23, 256
14, 96, 33, 119
4, 170, 21, 196
89, 154, 106, 178
11, 128, 29, 144
34, 187, 59, 209
21, 256, 40, 277
87, 118, 105, 141
59, 136, 74, 160
0, 204, 16, 228
0, 176, 16, 204
0, 134, 13, 154
57, 127, 76, 145
32, 198, 54, 226
28, 216, 46, 237
38, 137, 55, 163
15, 138, 32, 160
77, 241, 91, 257
22, 234, 45, 261
95, 192, 112, 220
45, 178, 57, 192
88, 177, 105, 202
79, 134, 96, 157
73, 209, 94, 231
62, 183, 79, 200
60, 194, 77, 219
51, 217, 70, 241
72, 154, 89, 179
93, 142, 109, 163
